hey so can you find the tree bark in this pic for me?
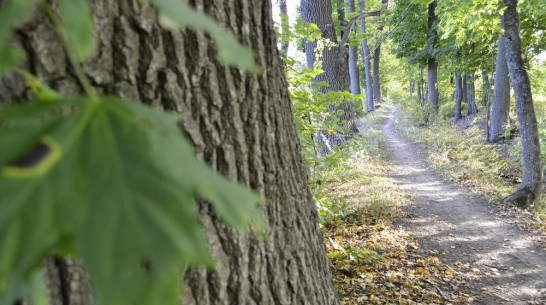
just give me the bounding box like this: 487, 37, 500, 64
338, 0, 352, 91
455, 72, 463, 121
301, 0, 359, 153
347, 0, 361, 96
372, 45, 381, 103
371, 0, 387, 104
427, 1, 439, 111
360, 0, 374, 112
489, 16, 511, 142
1, 0, 340, 304
418, 65, 424, 106
467, 73, 477, 115
502, 0, 543, 207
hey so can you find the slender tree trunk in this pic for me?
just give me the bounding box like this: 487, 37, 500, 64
455, 72, 463, 121
427, 1, 439, 111
418, 65, 424, 106
360, 0, 374, 112
467, 73, 477, 115
502, 0, 542, 207
338, 0, 352, 91
371, 0, 387, 104
301, 0, 359, 153
347, 0, 361, 95
409, 80, 414, 100
489, 16, 511, 142
279, 0, 290, 57
1, 1, 340, 304
372, 45, 381, 103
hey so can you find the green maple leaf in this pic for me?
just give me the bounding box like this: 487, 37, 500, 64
0, 97, 263, 305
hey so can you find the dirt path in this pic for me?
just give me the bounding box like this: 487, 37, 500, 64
382, 107, 546, 304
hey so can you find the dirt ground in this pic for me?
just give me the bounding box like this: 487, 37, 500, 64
383, 107, 546, 304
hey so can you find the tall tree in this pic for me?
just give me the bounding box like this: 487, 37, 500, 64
502, 0, 543, 206
489, 16, 511, 142
371, 0, 389, 104
0, 0, 340, 303
301, 0, 359, 152
455, 72, 463, 120
466, 72, 478, 115
347, 0, 361, 95
279, 0, 290, 57
338, 0, 352, 90
427, 0, 439, 110
360, 0, 374, 112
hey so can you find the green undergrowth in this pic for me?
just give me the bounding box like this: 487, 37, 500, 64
313, 105, 406, 226
394, 98, 546, 232
315, 104, 478, 304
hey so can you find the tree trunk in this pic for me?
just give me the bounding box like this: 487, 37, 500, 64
279, 0, 290, 57
372, 45, 381, 103
455, 72, 463, 121
301, 0, 359, 154
1, 1, 340, 304
347, 0, 361, 96
427, 1, 439, 111
409, 79, 414, 100
371, 0, 387, 104
502, 0, 543, 207
467, 73, 477, 115
360, 0, 374, 112
338, 0, 352, 91
489, 17, 511, 142
418, 65, 424, 106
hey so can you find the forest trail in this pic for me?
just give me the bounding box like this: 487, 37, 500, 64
381, 107, 546, 304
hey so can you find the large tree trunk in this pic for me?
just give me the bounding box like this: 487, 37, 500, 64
347, 0, 361, 96
427, 0, 439, 111
1, 1, 340, 304
502, 0, 543, 207
360, 0, 374, 113
301, 0, 358, 154
489, 17, 511, 142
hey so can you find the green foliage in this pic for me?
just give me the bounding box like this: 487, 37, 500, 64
0, 1, 263, 304
0, 96, 263, 305
56, 0, 95, 59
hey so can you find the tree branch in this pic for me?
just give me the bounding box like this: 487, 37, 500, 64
339, 10, 381, 49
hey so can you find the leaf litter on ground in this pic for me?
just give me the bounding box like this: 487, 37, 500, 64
318, 108, 480, 304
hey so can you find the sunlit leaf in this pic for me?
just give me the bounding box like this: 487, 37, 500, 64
0, 97, 263, 304
57, 0, 96, 59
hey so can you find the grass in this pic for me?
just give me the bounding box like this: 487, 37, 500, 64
393, 97, 546, 234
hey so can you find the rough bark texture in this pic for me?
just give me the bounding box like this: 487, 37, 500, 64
1, 1, 340, 304
489, 18, 511, 142
301, 0, 359, 154
347, 0, 361, 96
426, 1, 439, 111
502, 0, 542, 207
360, 0, 374, 112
